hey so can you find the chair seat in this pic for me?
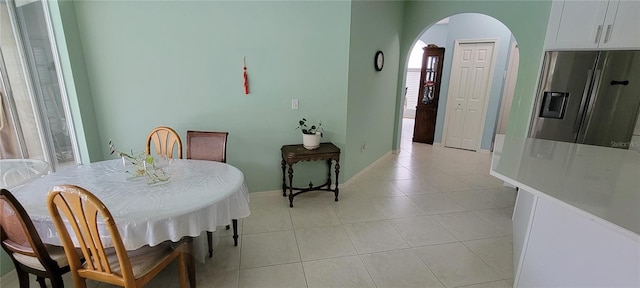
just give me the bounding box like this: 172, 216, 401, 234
13, 244, 69, 271
84, 242, 179, 278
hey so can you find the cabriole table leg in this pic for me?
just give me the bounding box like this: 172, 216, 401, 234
334, 161, 340, 201
281, 159, 287, 197
288, 164, 294, 207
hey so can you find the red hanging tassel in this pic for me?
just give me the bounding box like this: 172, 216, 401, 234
243, 57, 249, 94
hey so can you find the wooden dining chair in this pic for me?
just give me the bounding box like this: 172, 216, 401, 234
186, 131, 228, 162
0, 188, 71, 288
47, 185, 191, 288
185, 130, 237, 257
146, 126, 183, 159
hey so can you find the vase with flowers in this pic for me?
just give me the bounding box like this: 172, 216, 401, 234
108, 140, 170, 184
296, 118, 323, 150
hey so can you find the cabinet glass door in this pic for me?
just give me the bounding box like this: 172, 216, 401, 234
413, 46, 445, 144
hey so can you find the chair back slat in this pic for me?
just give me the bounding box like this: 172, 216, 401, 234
50, 192, 102, 272
186, 131, 228, 163
48, 185, 134, 281
146, 126, 182, 159
85, 204, 111, 272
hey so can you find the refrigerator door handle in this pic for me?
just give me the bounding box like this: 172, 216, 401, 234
574, 69, 595, 136
577, 69, 603, 143
0, 93, 5, 130
595, 25, 603, 44
610, 80, 629, 86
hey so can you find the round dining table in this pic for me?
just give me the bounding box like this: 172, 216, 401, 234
0, 158, 50, 189
10, 158, 250, 258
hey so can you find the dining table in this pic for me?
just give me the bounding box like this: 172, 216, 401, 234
10, 158, 250, 266
0, 158, 50, 189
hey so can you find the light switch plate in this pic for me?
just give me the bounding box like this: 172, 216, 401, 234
292, 99, 299, 110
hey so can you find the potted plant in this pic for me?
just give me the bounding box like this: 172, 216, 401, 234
296, 118, 323, 150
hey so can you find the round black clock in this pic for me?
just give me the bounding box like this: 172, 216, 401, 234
374, 50, 384, 71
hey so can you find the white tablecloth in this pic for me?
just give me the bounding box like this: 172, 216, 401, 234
11, 159, 250, 255
1, 159, 50, 189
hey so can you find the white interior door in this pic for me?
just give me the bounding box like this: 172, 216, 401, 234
445, 41, 496, 151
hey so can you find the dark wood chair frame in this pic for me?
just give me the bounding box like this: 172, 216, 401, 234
1, 189, 71, 288
185, 130, 238, 257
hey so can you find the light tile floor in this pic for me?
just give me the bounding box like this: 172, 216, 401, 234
1, 119, 516, 288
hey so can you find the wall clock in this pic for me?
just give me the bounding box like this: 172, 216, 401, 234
374, 50, 384, 71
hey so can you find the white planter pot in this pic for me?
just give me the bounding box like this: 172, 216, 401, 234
302, 133, 321, 150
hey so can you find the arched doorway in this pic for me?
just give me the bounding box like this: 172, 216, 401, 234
401, 13, 519, 153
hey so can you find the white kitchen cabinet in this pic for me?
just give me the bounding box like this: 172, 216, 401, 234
599, 0, 640, 49
491, 137, 640, 287
511, 190, 536, 278
514, 191, 640, 287
545, 0, 640, 50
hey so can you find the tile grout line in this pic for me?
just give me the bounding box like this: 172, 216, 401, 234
290, 227, 309, 288
459, 239, 510, 281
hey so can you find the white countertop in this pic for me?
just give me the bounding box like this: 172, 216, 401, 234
490, 136, 640, 237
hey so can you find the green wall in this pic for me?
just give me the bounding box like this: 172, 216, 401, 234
69, 0, 352, 191
395, 0, 552, 150
58, 0, 551, 192
345, 0, 404, 179
49, 0, 551, 192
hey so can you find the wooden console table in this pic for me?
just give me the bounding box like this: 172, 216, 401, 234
281, 142, 340, 207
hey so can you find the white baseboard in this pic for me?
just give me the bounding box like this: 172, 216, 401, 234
249, 190, 283, 197
250, 151, 394, 195
250, 141, 493, 194
434, 141, 491, 154
342, 151, 392, 186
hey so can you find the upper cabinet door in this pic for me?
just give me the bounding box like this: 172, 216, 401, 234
546, 0, 609, 50
546, 0, 640, 50
598, 0, 640, 49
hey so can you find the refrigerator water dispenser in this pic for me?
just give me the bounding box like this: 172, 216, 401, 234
539, 91, 569, 119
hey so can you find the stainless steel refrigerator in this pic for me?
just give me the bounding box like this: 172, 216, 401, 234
529, 50, 640, 149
